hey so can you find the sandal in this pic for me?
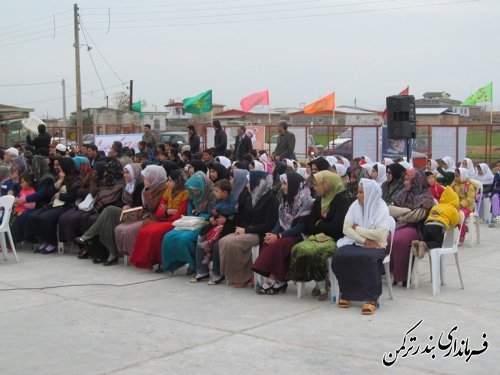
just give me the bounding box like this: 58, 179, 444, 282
190, 273, 209, 283
311, 286, 320, 297
233, 277, 253, 288
208, 275, 225, 285
318, 291, 329, 301
361, 301, 377, 315
338, 299, 351, 308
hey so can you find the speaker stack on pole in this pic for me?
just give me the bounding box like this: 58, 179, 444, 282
386, 95, 417, 161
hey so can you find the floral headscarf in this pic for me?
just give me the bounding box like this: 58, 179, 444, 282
249, 171, 273, 207
279, 172, 314, 230
394, 168, 434, 209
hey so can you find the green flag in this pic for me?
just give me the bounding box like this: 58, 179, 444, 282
131, 100, 141, 112
183, 90, 212, 114
461, 82, 493, 106
131, 100, 144, 119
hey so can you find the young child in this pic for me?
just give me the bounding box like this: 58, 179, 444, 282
198, 179, 237, 265
490, 160, 500, 227
411, 186, 460, 258
425, 171, 444, 201
10, 173, 36, 243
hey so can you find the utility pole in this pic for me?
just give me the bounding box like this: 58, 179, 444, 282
354, 98, 357, 108
62, 79, 67, 126
129, 79, 134, 110
73, 3, 83, 146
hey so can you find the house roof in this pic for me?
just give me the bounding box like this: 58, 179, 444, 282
0, 104, 34, 113
165, 102, 183, 108
415, 107, 458, 115
289, 107, 380, 116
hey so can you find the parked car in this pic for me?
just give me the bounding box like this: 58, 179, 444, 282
328, 128, 352, 148
159, 132, 189, 146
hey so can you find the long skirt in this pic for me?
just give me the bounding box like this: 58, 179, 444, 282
161, 228, 202, 273
492, 193, 500, 218
25, 206, 71, 245
219, 233, 259, 284
252, 237, 300, 281
390, 225, 419, 283
84, 206, 122, 257
129, 221, 175, 269
58, 208, 86, 243
115, 220, 143, 255
287, 235, 336, 282
10, 209, 32, 244
332, 244, 387, 301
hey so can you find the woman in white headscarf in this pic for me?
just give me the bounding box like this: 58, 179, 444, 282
370, 162, 387, 186
437, 156, 456, 186
461, 158, 476, 178
426, 159, 439, 175
252, 159, 265, 172
475, 163, 494, 222
331, 163, 349, 186
331, 178, 390, 315
215, 156, 232, 169
325, 156, 338, 168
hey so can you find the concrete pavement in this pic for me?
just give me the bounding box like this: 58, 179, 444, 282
0, 224, 499, 374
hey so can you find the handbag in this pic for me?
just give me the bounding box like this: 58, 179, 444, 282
78, 193, 96, 212
173, 216, 206, 231
399, 207, 429, 223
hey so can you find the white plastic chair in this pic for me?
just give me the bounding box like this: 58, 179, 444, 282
0, 195, 19, 263
467, 179, 482, 247
408, 211, 465, 295
329, 216, 396, 307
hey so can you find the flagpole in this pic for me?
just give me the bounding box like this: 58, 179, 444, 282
267, 104, 272, 125
491, 82, 494, 125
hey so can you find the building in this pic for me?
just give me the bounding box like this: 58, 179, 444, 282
415, 91, 482, 120
70, 107, 140, 136
0, 104, 34, 147
289, 106, 383, 125
415, 107, 461, 125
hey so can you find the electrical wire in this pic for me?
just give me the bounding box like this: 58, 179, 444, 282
79, 18, 125, 85
81, 0, 399, 24
0, 29, 73, 48
0, 10, 72, 32
0, 80, 61, 87
81, 0, 479, 30
0, 275, 175, 292
79, 17, 108, 99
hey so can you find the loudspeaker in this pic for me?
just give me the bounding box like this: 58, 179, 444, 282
386, 95, 416, 139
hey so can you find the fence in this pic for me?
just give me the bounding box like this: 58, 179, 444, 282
4, 122, 498, 165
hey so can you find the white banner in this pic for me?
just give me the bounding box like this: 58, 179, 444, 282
431, 127, 467, 161
94, 133, 143, 155
352, 127, 379, 162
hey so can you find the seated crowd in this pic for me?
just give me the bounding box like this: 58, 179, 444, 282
2, 123, 499, 316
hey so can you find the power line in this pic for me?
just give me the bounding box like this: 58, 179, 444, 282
81, 0, 478, 30
0, 80, 61, 87
79, 18, 125, 85
79, 17, 108, 99
0, 16, 73, 37
14, 83, 126, 107
0, 23, 73, 43
0, 29, 73, 48
0, 10, 72, 32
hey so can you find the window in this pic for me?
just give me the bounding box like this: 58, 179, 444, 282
154, 119, 160, 130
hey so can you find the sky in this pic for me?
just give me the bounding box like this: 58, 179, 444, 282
1, 0, 499, 119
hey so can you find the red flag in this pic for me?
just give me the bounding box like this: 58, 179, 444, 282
240, 90, 270, 112
382, 86, 409, 118
304, 93, 336, 114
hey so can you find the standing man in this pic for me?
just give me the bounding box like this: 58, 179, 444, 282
26, 124, 51, 153
273, 120, 296, 161
212, 120, 227, 157
142, 124, 157, 150
234, 126, 252, 161
188, 125, 200, 154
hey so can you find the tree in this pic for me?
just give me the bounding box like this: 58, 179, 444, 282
113, 91, 130, 111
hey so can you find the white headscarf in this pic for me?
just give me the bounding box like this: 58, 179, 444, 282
332, 163, 347, 177
456, 167, 470, 181
338, 178, 389, 247
215, 156, 232, 169
326, 156, 338, 167
399, 161, 412, 170
339, 156, 350, 167
124, 164, 136, 194
427, 159, 438, 172
442, 156, 456, 172
461, 158, 475, 177
384, 158, 394, 166
362, 163, 374, 175
253, 160, 265, 171
373, 162, 387, 186
476, 163, 494, 185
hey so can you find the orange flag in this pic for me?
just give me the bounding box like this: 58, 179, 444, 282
304, 93, 336, 114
